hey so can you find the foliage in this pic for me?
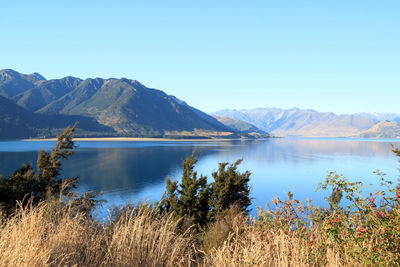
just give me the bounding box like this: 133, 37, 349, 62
159, 154, 210, 226
159, 155, 251, 228
0, 124, 99, 215
36, 123, 78, 199
310, 168, 400, 265
210, 159, 251, 217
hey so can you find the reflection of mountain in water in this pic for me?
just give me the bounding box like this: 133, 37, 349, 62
0, 139, 397, 189
0, 143, 221, 203
57, 145, 221, 195
211, 139, 397, 165
0, 151, 40, 176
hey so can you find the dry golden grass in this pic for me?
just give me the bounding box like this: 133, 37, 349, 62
0, 203, 52, 267
0, 202, 107, 267
103, 206, 196, 266
0, 203, 358, 267
203, 216, 345, 267
0, 202, 196, 267
1, 198, 398, 266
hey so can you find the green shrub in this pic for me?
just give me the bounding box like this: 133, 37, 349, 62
159, 155, 251, 228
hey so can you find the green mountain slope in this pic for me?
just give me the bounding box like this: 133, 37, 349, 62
12, 77, 82, 111
36, 78, 231, 136
0, 96, 115, 139
0, 69, 242, 139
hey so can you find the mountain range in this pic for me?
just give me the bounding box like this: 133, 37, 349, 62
212, 108, 400, 138
0, 69, 267, 139
1, 69, 398, 139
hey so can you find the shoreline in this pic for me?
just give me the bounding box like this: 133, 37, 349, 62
17, 136, 400, 142
21, 137, 247, 142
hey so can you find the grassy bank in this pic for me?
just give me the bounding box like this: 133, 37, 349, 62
0, 179, 399, 266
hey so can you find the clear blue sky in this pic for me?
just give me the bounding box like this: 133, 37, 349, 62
1, 1, 399, 114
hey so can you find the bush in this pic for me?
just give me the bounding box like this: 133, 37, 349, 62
159, 155, 251, 228
209, 159, 251, 218
159, 155, 210, 227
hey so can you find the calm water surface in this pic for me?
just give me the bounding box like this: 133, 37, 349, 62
1, 138, 399, 218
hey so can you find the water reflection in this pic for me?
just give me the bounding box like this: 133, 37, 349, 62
210, 138, 396, 163
0, 138, 399, 218
64, 145, 219, 194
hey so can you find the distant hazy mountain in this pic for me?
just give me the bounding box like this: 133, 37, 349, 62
0, 69, 243, 139
212, 108, 379, 137
354, 112, 400, 122
212, 116, 270, 138
358, 121, 400, 139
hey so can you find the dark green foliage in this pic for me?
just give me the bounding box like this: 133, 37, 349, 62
0, 124, 82, 214
210, 159, 251, 217
160, 155, 210, 226
35, 124, 77, 198
0, 163, 36, 209
159, 155, 251, 227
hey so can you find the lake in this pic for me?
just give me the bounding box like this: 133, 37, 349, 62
1, 138, 399, 219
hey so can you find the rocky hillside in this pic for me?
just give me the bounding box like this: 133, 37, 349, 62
0, 69, 243, 139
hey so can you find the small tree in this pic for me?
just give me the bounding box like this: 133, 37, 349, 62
160, 154, 210, 226
210, 159, 251, 217
36, 123, 78, 200
0, 124, 81, 214
160, 155, 251, 226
